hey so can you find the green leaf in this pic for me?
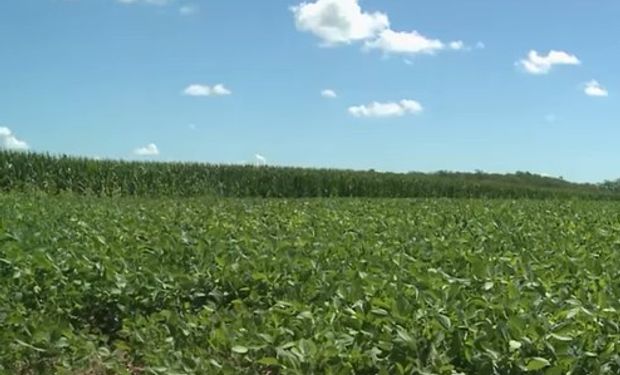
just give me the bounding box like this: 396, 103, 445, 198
371, 308, 389, 316
396, 328, 414, 345
257, 357, 279, 366
526, 357, 551, 371
231, 345, 249, 354
297, 311, 313, 320
437, 314, 452, 330
15, 339, 46, 353
209, 359, 223, 368
547, 333, 572, 342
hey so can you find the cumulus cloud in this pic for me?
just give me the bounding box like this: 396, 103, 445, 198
584, 80, 608, 97
449, 41, 465, 51
292, 0, 468, 57
211, 84, 231, 96
321, 89, 338, 98
348, 99, 423, 118
0, 127, 29, 151
517, 50, 581, 75
134, 143, 159, 156
183, 84, 231, 97
291, 0, 389, 45
365, 29, 445, 55
183, 84, 210, 96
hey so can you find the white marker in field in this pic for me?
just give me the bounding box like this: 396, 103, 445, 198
255, 153, 267, 167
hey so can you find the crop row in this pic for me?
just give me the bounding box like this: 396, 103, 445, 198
0, 151, 615, 199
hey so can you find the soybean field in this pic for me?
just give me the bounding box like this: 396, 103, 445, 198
2, 193, 620, 374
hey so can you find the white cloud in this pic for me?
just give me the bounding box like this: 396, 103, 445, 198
183, 84, 232, 97
291, 0, 389, 45
0, 127, 29, 151
517, 50, 581, 75
184, 84, 210, 96
292, 0, 469, 58
134, 143, 159, 156
449, 41, 464, 51
321, 89, 338, 98
584, 80, 608, 97
348, 99, 423, 118
211, 84, 231, 96
365, 29, 444, 55
179, 5, 198, 15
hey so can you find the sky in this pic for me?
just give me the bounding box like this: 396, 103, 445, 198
0, 0, 619, 183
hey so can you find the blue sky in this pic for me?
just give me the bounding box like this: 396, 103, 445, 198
0, 0, 618, 182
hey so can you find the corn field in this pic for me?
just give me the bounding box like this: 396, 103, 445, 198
0, 151, 615, 199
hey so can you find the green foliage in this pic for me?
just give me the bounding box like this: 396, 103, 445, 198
2, 194, 620, 373
601, 179, 620, 193
0, 151, 616, 199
